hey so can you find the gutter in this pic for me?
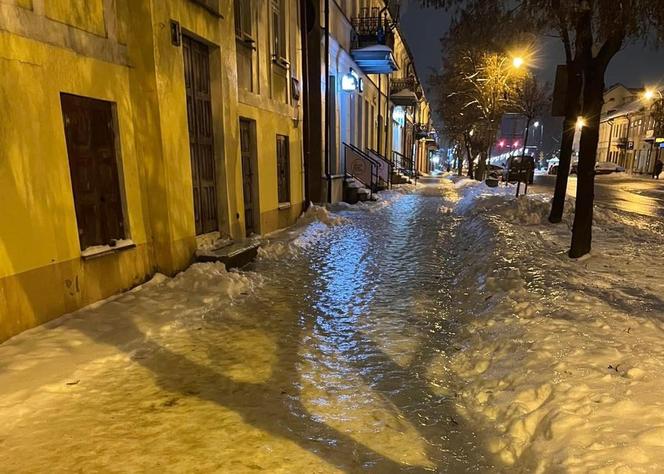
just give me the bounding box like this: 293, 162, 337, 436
324, 0, 332, 203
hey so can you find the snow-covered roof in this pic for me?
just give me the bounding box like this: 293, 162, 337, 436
602, 98, 648, 122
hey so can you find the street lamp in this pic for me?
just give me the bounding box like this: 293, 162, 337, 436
576, 117, 586, 130
643, 88, 663, 102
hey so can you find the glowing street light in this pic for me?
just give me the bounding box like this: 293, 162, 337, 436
576, 117, 586, 130
512, 56, 524, 69
533, 121, 540, 128
643, 88, 663, 101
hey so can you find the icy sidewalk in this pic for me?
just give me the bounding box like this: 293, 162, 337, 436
0, 191, 493, 473
4, 179, 664, 473
445, 179, 664, 472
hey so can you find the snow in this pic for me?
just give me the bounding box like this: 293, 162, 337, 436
441, 180, 664, 471
80, 239, 135, 258
195, 231, 232, 251
3, 178, 664, 472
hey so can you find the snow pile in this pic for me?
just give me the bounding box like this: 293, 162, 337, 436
166, 262, 262, 299
258, 204, 347, 260
442, 183, 664, 471
453, 177, 483, 190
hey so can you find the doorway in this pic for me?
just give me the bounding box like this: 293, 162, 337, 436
183, 34, 218, 235
239, 118, 259, 236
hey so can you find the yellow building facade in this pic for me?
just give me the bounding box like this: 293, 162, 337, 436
0, 0, 305, 342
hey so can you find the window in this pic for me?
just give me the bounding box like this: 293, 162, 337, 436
271, 0, 287, 62
276, 135, 290, 204
60, 94, 126, 250
235, 0, 254, 92
234, 0, 252, 39
190, 0, 221, 15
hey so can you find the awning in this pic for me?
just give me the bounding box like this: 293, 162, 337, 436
351, 45, 398, 75
391, 88, 418, 106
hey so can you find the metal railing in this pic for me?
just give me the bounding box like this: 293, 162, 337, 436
390, 77, 422, 98
366, 148, 393, 187
343, 143, 380, 197
350, 14, 395, 49
392, 150, 416, 180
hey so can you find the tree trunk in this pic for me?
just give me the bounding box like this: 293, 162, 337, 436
464, 136, 474, 178
476, 150, 487, 181
457, 147, 463, 175
549, 64, 582, 223
569, 62, 605, 258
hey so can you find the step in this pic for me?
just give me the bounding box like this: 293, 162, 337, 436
195, 241, 260, 269
357, 188, 370, 202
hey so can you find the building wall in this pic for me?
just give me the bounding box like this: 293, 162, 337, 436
234, 0, 305, 234
597, 85, 661, 174
0, 0, 305, 342
323, 0, 432, 192
0, 0, 152, 342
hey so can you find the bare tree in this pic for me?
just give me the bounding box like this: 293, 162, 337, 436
422, 0, 664, 258
431, 3, 523, 180
511, 74, 551, 159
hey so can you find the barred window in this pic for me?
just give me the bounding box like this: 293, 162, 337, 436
234, 0, 252, 39
271, 0, 287, 61
276, 135, 290, 204
60, 94, 126, 250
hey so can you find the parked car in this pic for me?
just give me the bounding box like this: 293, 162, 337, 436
547, 159, 578, 175
487, 164, 505, 180
595, 161, 625, 174
505, 155, 535, 184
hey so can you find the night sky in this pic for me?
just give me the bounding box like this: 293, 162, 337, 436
400, 2, 664, 96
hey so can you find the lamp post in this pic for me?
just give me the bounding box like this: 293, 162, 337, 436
642, 88, 664, 175
605, 118, 614, 163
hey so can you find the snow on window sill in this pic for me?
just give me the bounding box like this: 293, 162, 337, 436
81, 239, 136, 260
278, 202, 291, 210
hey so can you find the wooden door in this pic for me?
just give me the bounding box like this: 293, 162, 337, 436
183, 35, 217, 235
239, 119, 256, 236
61, 93, 125, 250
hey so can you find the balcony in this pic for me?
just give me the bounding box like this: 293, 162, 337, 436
390, 77, 422, 107
350, 9, 397, 74
615, 137, 629, 148
414, 123, 431, 140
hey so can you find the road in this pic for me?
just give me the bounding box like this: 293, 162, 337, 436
530, 173, 664, 218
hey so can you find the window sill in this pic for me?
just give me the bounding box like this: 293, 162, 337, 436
81, 239, 136, 260
236, 35, 256, 50
278, 202, 291, 210
272, 57, 290, 70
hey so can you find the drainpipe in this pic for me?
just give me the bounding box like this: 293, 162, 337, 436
299, 0, 311, 209
626, 114, 632, 171
377, 74, 382, 154
324, 0, 332, 203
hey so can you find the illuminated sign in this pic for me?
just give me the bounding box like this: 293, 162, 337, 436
341, 69, 363, 93
392, 107, 405, 125
341, 73, 358, 92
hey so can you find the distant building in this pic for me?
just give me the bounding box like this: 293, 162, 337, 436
597, 84, 662, 174
491, 114, 544, 163
304, 1, 434, 202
